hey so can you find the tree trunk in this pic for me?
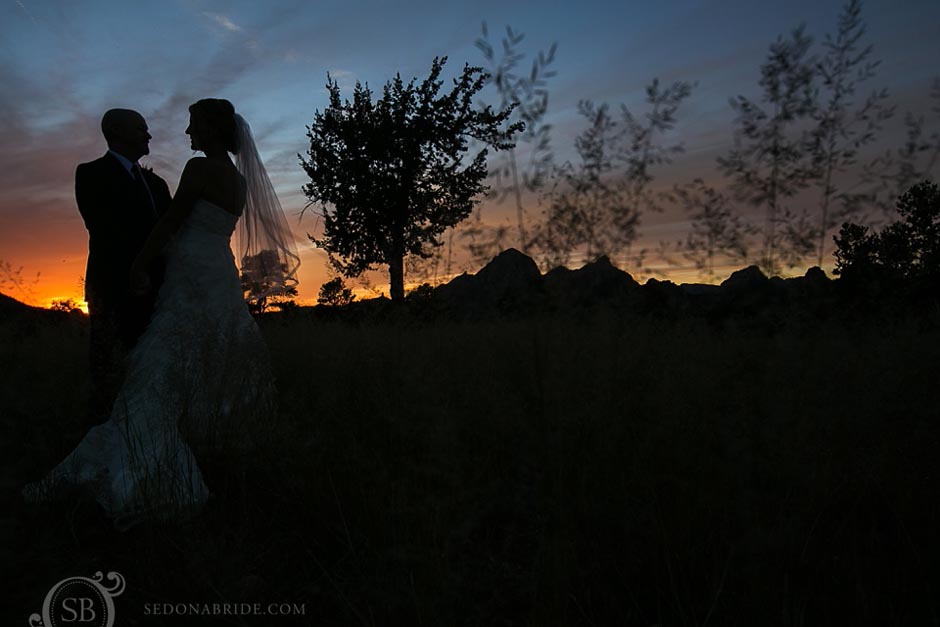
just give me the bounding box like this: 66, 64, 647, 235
388, 253, 405, 301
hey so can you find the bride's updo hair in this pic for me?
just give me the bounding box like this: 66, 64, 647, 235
189, 98, 239, 154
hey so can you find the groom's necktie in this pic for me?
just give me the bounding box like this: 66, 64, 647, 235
131, 164, 157, 218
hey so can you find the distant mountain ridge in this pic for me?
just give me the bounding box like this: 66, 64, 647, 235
0, 292, 86, 334
0, 291, 41, 315
4, 248, 934, 328
426, 248, 840, 320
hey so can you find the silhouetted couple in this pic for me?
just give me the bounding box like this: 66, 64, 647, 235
23, 101, 299, 530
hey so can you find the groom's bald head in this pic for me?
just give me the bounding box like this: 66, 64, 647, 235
101, 109, 151, 162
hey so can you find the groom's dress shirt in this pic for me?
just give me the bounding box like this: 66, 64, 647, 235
107, 149, 135, 173
108, 149, 156, 215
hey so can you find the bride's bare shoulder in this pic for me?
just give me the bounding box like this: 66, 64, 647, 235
180, 157, 209, 180
183, 157, 236, 186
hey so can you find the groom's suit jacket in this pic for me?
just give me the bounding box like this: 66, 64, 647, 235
76, 152, 172, 313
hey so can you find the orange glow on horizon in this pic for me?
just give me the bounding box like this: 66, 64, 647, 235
11, 260, 836, 313
44, 295, 89, 314
2, 191, 834, 310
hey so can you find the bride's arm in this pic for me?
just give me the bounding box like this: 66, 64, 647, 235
130, 158, 206, 290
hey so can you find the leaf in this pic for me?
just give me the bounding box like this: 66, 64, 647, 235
475, 39, 493, 60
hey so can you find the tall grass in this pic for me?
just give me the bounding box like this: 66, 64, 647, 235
3, 307, 938, 625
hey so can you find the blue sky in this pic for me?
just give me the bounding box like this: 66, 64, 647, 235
2, 0, 939, 304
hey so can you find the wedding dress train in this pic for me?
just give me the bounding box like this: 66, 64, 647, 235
24, 198, 276, 526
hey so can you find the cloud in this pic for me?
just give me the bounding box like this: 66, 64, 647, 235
14, 0, 38, 25
202, 11, 242, 33
324, 69, 359, 93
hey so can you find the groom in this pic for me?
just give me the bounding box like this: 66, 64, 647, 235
76, 109, 171, 420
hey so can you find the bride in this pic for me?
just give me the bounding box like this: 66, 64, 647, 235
23, 99, 299, 530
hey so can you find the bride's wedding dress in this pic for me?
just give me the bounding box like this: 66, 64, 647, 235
24, 198, 276, 526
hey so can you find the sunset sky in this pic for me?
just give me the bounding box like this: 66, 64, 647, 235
1, 0, 938, 308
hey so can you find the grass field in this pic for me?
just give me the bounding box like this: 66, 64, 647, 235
2, 304, 938, 626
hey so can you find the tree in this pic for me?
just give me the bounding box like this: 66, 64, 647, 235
859, 80, 940, 219
459, 221, 512, 272
807, 0, 894, 267
531, 78, 692, 274
718, 26, 818, 275
532, 100, 621, 270
0, 258, 40, 303
833, 180, 940, 280
406, 282, 435, 300
301, 56, 523, 301
240, 249, 298, 314
50, 298, 83, 313
672, 179, 755, 280
615, 78, 693, 267
467, 22, 558, 256
317, 277, 355, 307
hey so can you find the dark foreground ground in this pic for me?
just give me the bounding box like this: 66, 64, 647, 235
1, 301, 938, 626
